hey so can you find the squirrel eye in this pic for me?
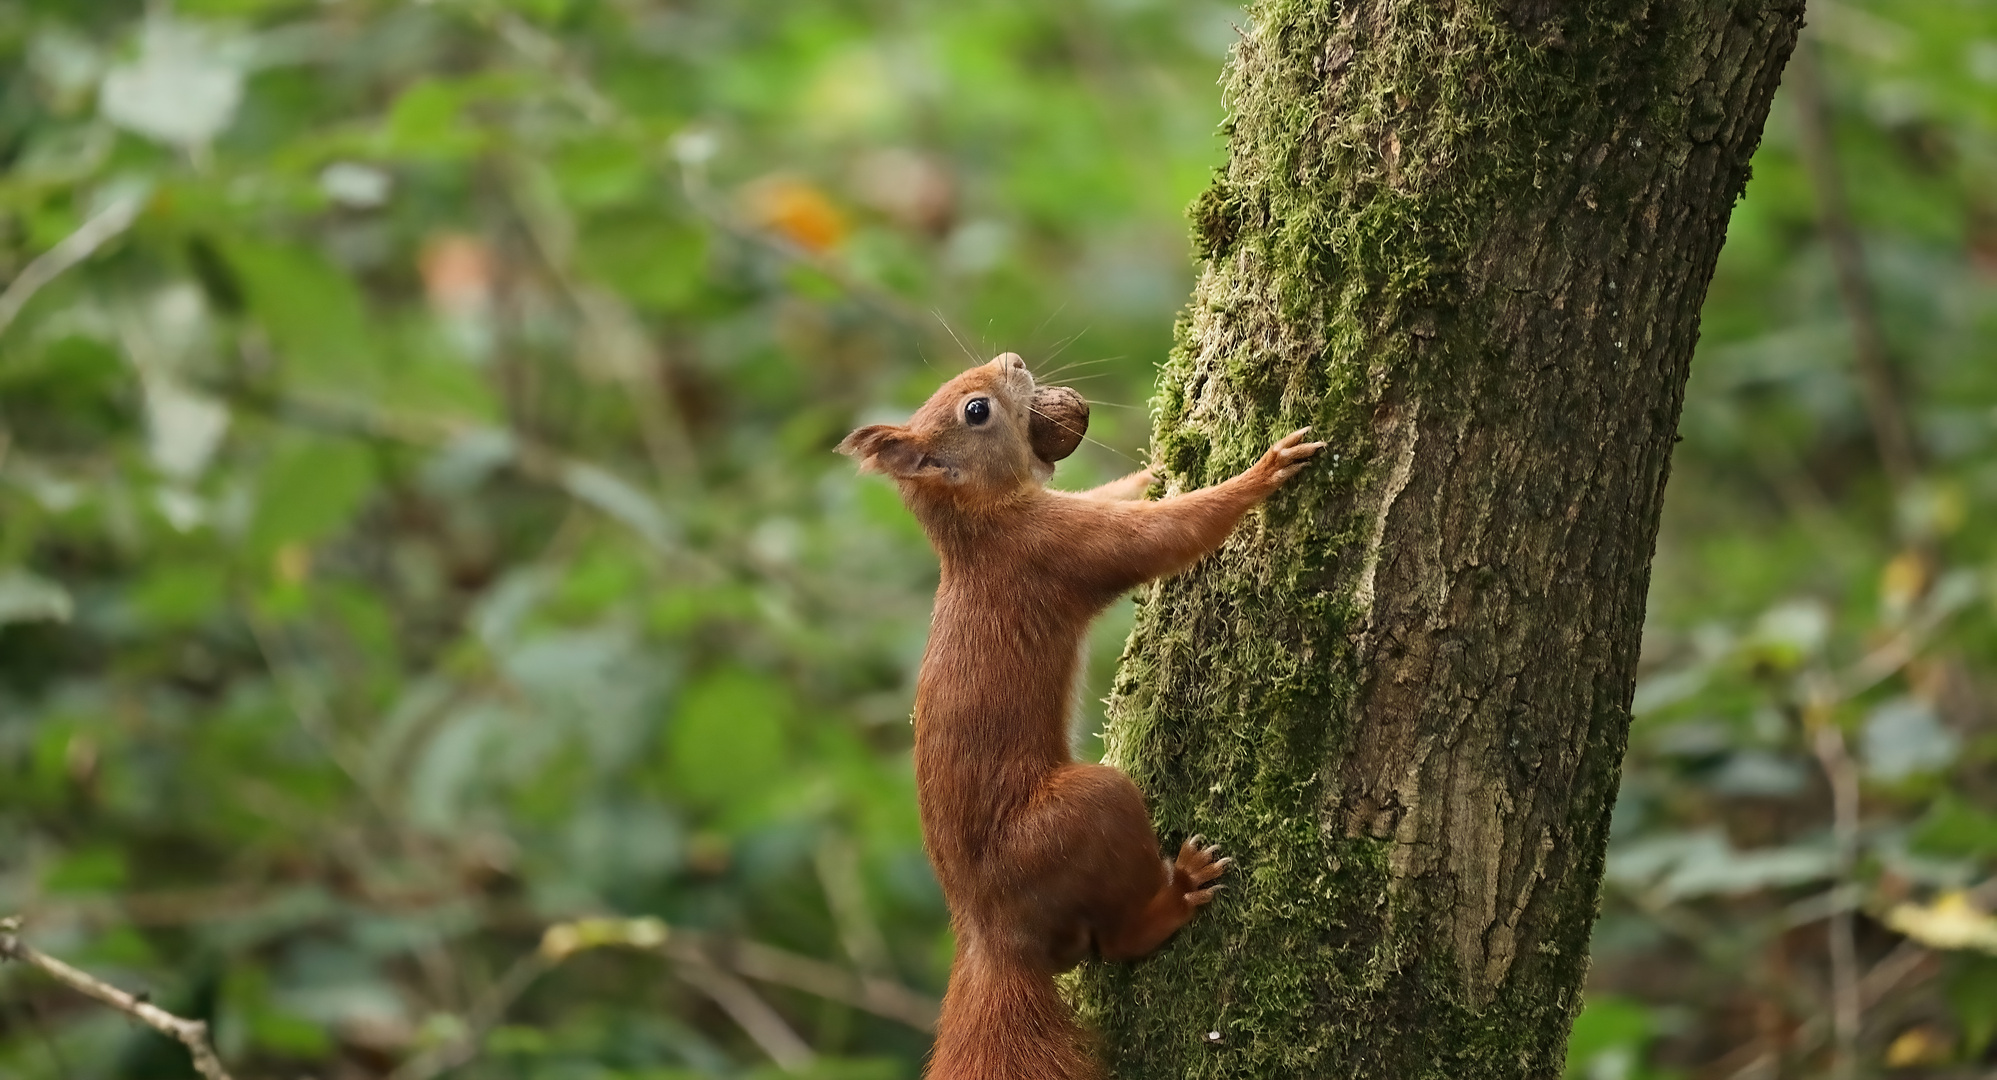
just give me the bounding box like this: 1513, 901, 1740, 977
964, 398, 992, 426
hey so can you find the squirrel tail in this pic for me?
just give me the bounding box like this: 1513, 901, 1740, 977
926, 939, 1100, 1080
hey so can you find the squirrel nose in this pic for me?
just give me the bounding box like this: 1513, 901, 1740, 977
991, 352, 1027, 372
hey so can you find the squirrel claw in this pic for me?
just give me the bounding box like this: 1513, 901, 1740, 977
1257, 429, 1326, 486
1189, 856, 1231, 887
1173, 836, 1230, 898
1186, 883, 1226, 906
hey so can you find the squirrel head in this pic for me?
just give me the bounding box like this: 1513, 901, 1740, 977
838, 353, 1089, 499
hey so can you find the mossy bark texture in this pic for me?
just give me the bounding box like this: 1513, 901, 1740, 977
1073, 1, 1804, 1077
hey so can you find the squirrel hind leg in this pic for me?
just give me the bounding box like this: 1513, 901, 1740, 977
1094, 836, 1230, 962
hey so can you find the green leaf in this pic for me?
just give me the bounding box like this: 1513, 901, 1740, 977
1911, 793, 1997, 860
485, 1024, 553, 1055
1945, 953, 1997, 1058
576, 211, 707, 311
81, 924, 159, 967
223, 240, 375, 384
1564, 996, 1654, 1080
251, 1009, 335, 1057
553, 544, 647, 619
248, 439, 376, 556
557, 461, 674, 549
131, 561, 228, 628
668, 667, 790, 812
551, 136, 651, 209
378, 75, 517, 160
0, 334, 128, 416
43, 846, 128, 892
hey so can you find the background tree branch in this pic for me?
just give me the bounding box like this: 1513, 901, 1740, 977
0, 917, 233, 1080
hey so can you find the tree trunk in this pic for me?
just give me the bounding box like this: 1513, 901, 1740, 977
1072, 1, 1804, 1077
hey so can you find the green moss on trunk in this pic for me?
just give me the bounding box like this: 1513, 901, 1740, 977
1071, 1, 1804, 1077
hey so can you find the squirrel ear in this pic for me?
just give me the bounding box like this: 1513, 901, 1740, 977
837, 424, 930, 478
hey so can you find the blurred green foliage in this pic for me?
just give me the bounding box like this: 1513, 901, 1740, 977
0, 0, 1227, 1075
0, 0, 1995, 1078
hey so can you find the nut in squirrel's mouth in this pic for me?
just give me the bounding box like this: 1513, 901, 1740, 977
986, 352, 1084, 464
1028, 390, 1088, 465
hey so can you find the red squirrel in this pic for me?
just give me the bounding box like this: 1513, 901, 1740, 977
839, 353, 1323, 1080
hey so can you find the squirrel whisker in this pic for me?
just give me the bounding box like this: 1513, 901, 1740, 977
931, 310, 982, 365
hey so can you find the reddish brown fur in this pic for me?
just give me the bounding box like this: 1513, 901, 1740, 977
838, 354, 1323, 1080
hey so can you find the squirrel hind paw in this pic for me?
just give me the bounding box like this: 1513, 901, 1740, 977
1173, 837, 1230, 892
1185, 883, 1226, 906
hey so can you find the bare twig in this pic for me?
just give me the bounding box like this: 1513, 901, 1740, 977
497, 159, 699, 487
1790, 39, 1922, 494
0, 194, 143, 339
682, 936, 939, 1033
1858, 940, 1935, 1011
242, 611, 424, 871
814, 833, 894, 976
1614, 884, 1823, 1024
0, 916, 234, 1080
1805, 712, 1863, 1080
203, 380, 691, 562
488, 11, 618, 126
675, 957, 817, 1073
1705, 1038, 1779, 1080
1746, 434, 1866, 578
45, 889, 943, 1035
384, 916, 938, 1080
387, 950, 553, 1080
464, 0, 952, 355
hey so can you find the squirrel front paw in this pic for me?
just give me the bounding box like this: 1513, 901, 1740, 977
1173, 835, 1231, 906
1253, 427, 1328, 488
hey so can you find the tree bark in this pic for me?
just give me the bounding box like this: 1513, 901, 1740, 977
1072, 1, 1805, 1077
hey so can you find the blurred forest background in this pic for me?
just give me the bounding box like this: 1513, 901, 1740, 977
1, 0, 1995, 1078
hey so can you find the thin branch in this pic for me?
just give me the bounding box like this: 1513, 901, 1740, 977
814, 834, 894, 977
0, 916, 233, 1080
1789, 39, 1922, 494
1830, 594, 1954, 703
675, 162, 938, 336
245, 613, 372, 786
1612, 885, 1822, 1024
382, 917, 938, 1080
681, 936, 939, 1034
1857, 940, 1935, 1012
497, 159, 699, 487
38, 1001, 76, 1080
1702, 1036, 1779, 1080
674, 957, 817, 1073
0, 194, 142, 339
465, 0, 956, 357
387, 950, 553, 1080
488, 11, 618, 127
204, 380, 691, 561
1805, 714, 1863, 1080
